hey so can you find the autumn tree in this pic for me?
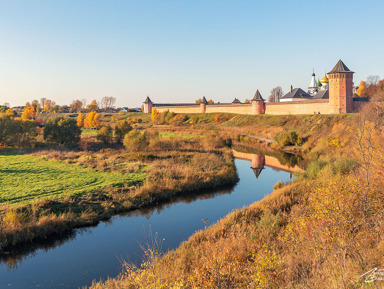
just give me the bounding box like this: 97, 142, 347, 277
85, 111, 100, 129
69, 100, 83, 113
151, 107, 159, 122
86, 100, 99, 112
77, 112, 85, 128
244, 99, 250, 104
6, 108, 14, 115
21, 106, 35, 120
269, 86, 283, 102
43, 99, 56, 112
31, 100, 41, 113
356, 81, 367, 97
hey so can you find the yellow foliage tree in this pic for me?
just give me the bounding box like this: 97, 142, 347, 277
6, 108, 14, 115
77, 112, 84, 128
151, 107, 159, 122
85, 111, 100, 128
357, 81, 367, 97
21, 106, 35, 120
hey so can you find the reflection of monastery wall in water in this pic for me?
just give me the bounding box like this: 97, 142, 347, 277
233, 150, 304, 179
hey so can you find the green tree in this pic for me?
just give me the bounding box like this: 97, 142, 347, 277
115, 120, 132, 143
97, 125, 113, 144
44, 117, 81, 144
123, 130, 149, 151
0, 115, 37, 148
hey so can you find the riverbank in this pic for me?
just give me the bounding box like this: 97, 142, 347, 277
88, 107, 384, 288
0, 136, 238, 252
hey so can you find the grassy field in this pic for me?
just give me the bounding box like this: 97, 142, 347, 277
158, 131, 203, 139
0, 153, 146, 205
81, 129, 98, 136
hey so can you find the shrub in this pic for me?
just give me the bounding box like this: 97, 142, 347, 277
273, 181, 284, 190
190, 115, 199, 124
0, 115, 38, 148
169, 114, 187, 125
123, 130, 149, 151
97, 125, 113, 144
44, 117, 81, 144
201, 133, 231, 149
274, 130, 303, 146
115, 120, 132, 143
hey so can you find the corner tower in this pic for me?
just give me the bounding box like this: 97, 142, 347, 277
251, 90, 265, 114
328, 60, 354, 113
143, 96, 153, 113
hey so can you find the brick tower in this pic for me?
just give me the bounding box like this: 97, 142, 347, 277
251, 90, 265, 114
143, 96, 153, 113
328, 60, 354, 114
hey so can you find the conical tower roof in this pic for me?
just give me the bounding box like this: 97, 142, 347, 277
144, 96, 152, 103
328, 60, 353, 74
252, 90, 264, 101
201, 96, 208, 104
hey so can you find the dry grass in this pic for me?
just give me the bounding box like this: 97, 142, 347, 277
0, 137, 237, 251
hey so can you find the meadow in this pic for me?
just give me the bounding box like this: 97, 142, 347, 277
0, 153, 146, 205
0, 133, 237, 251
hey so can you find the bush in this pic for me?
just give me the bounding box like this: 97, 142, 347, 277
97, 125, 113, 144
274, 130, 303, 146
115, 120, 132, 142
44, 117, 81, 144
0, 115, 38, 148
201, 133, 231, 149
190, 115, 199, 124
169, 114, 187, 126
123, 130, 149, 151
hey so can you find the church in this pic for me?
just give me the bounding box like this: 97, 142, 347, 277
280, 71, 329, 102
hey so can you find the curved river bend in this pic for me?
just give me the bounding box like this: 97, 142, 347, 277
0, 152, 297, 288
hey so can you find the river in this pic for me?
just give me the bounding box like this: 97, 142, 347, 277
0, 150, 299, 288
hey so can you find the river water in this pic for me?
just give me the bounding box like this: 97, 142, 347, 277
0, 152, 296, 288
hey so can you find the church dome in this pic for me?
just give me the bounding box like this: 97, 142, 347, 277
320, 74, 329, 83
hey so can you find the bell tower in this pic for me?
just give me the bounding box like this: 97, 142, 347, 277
328, 60, 354, 114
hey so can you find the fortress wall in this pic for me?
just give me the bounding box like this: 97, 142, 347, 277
153, 100, 337, 115
266, 100, 331, 115
205, 104, 252, 114
155, 105, 201, 114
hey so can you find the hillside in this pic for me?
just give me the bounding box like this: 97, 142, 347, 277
88, 105, 384, 288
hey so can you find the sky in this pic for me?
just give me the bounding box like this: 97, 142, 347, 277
0, 0, 383, 108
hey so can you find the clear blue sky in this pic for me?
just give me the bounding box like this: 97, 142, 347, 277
0, 0, 383, 108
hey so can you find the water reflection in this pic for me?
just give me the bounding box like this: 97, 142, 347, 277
233, 145, 305, 178
0, 185, 234, 270
0, 158, 292, 289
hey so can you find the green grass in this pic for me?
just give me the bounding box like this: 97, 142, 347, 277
81, 128, 98, 136
0, 153, 146, 205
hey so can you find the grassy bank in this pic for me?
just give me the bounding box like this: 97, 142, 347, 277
0, 153, 145, 204
0, 136, 238, 252
88, 107, 384, 288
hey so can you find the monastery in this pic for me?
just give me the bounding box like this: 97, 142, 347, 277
143, 60, 369, 115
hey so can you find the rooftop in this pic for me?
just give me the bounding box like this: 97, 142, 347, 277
328, 60, 354, 74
